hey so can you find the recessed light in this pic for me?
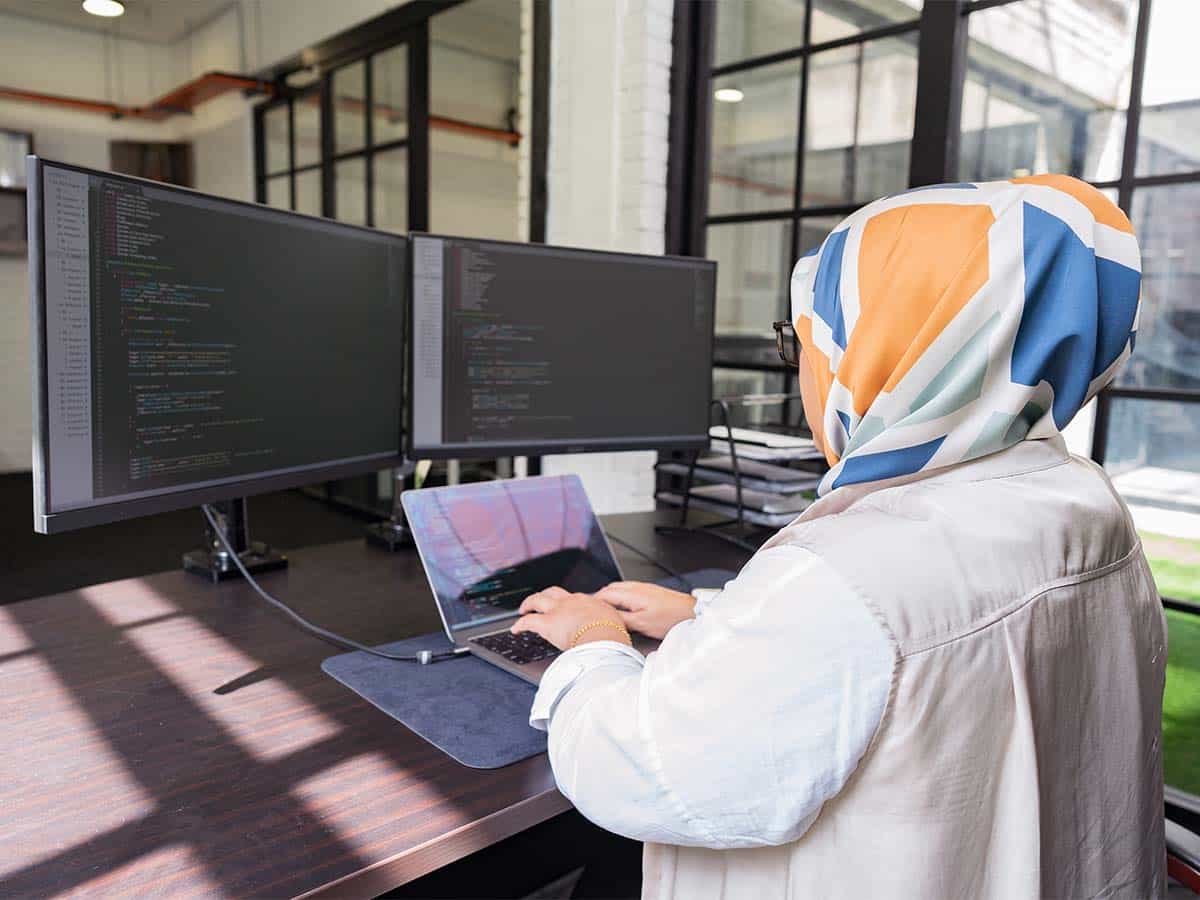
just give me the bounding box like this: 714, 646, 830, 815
83, 0, 125, 18
714, 88, 744, 103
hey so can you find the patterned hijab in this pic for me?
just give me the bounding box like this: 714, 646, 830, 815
791, 175, 1141, 496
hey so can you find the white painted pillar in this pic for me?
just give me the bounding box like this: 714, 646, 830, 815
538, 0, 675, 514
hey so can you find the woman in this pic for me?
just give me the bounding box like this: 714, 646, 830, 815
512, 175, 1166, 899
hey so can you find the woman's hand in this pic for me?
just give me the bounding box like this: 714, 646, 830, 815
595, 581, 697, 640
511, 586, 633, 650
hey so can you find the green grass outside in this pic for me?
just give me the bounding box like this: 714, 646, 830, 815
1163, 608, 1200, 795
1142, 532, 1200, 796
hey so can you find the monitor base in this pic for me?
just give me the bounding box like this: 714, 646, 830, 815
184, 498, 288, 582
365, 519, 414, 551
183, 543, 289, 583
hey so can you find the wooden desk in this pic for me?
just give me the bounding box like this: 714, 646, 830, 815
0, 511, 750, 898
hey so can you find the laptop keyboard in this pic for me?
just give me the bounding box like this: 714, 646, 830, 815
471, 630, 560, 665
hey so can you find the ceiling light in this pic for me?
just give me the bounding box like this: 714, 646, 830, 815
83, 0, 125, 18
714, 87, 744, 103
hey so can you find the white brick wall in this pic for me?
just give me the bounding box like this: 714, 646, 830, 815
539, 0, 676, 513
517, 0, 536, 242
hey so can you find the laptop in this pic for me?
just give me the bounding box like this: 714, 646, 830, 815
402, 474, 659, 685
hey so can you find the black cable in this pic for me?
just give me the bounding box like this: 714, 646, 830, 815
604, 530, 692, 589
201, 504, 467, 664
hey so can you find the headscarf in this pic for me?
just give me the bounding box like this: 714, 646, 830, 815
791, 174, 1141, 496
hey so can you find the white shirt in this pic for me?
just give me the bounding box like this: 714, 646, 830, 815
530, 441, 1167, 899
529, 543, 894, 848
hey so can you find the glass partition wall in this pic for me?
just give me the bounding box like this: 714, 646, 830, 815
255, 31, 426, 231
252, 0, 533, 510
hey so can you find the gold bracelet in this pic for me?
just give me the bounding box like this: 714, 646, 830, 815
569, 619, 631, 649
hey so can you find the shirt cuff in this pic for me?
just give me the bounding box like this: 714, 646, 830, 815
690, 587, 722, 617
529, 640, 645, 731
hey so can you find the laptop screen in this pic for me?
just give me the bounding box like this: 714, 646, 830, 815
402, 474, 623, 635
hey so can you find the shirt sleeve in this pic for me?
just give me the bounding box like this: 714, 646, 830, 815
528, 544, 895, 849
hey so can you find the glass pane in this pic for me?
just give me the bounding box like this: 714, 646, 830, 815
295, 169, 321, 217
713, 368, 801, 428
432, 130, 520, 240
959, 0, 1137, 183
796, 215, 840, 257
265, 175, 289, 210
1163, 607, 1200, 796
810, 0, 922, 45
333, 61, 367, 155
0, 130, 30, 188
714, 0, 805, 67
713, 0, 920, 67
804, 37, 917, 207
709, 61, 800, 216
1136, 0, 1200, 176
708, 218, 793, 338
1104, 394, 1200, 794
1115, 184, 1200, 390
375, 147, 408, 233
431, 1, 519, 126
294, 90, 322, 169
374, 44, 409, 145
263, 104, 289, 174
1105, 397, 1200, 482
335, 157, 367, 226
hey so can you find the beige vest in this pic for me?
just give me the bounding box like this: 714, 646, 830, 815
644, 439, 1166, 899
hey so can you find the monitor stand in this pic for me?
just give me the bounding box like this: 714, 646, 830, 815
183, 498, 289, 582
365, 469, 414, 551
364, 516, 414, 551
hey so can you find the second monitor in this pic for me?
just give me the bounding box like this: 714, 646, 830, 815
407, 234, 716, 459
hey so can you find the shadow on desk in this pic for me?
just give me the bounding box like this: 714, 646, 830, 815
1, 472, 372, 605
1, 510, 751, 898
385, 810, 642, 899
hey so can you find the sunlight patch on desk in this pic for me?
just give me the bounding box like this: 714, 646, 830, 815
69, 841, 222, 897
0, 606, 34, 655
0, 657, 154, 881
292, 751, 418, 855
122, 616, 343, 763
84, 581, 180, 627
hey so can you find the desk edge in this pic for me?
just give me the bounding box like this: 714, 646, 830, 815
296, 787, 570, 899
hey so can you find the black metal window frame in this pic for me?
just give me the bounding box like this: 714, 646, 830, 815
670, 0, 1200, 817
670, 0, 1200, 614
669, 0, 1200, 509
958, 0, 1200, 613
252, 19, 432, 232
251, 0, 550, 244
670, 0, 926, 284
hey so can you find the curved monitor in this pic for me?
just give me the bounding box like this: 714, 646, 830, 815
29, 158, 407, 533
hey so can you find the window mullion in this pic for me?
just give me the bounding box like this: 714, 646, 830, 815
1094, 0, 1153, 466
365, 54, 375, 228
789, 0, 812, 272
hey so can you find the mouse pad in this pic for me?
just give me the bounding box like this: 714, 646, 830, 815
321, 568, 736, 769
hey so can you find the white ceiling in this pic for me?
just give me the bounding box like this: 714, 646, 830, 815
0, 0, 234, 44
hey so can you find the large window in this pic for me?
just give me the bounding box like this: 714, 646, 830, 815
254, 30, 427, 232
673, 0, 1200, 806
702, 0, 922, 367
